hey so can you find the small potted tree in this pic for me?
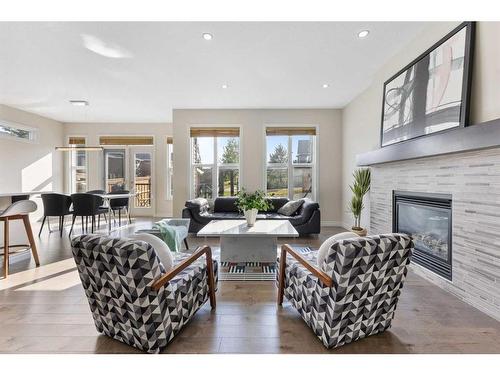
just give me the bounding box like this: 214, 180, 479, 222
348, 168, 371, 236
236, 189, 272, 226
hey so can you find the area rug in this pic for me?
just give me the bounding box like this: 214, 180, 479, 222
217, 246, 313, 281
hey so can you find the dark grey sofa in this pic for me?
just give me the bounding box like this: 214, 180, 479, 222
182, 197, 320, 236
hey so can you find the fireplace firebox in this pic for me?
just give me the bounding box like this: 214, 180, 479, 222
393, 191, 452, 280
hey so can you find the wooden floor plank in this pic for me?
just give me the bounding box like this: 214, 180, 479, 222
1, 217, 500, 354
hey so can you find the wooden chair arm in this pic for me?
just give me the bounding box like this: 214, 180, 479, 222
151, 246, 216, 300
277, 244, 333, 305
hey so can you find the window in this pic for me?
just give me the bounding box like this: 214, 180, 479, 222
266, 127, 316, 200
104, 149, 126, 192
190, 127, 240, 199
0, 120, 37, 142
166, 137, 174, 200
100, 136, 155, 209
68, 136, 88, 193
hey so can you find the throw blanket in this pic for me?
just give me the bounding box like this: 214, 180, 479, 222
152, 221, 181, 252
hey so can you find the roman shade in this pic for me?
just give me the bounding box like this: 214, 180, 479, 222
99, 136, 154, 145
190, 127, 240, 137
68, 136, 86, 145
266, 127, 316, 136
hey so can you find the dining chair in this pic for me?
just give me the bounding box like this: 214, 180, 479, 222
39, 193, 73, 237
108, 189, 131, 225
69, 194, 108, 235
86, 189, 108, 226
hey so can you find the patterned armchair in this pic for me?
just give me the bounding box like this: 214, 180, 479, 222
277, 234, 413, 349
71, 234, 218, 353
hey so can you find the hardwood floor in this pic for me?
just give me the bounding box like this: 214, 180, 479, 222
1, 217, 500, 354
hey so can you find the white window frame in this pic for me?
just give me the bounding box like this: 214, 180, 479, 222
67, 135, 88, 194
189, 125, 242, 200
0, 120, 38, 143
166, 140, 174, 200
264, 125, 318, 201
98, 133, 156, 191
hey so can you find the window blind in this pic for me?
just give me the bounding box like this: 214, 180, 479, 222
99, 135, 154, 145
190, 127, 240, 137
265, 127, 316, 136
68, 136, 86, 145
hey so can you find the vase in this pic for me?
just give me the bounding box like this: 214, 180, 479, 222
244, 208, 258, 226
351, 227, 367, 236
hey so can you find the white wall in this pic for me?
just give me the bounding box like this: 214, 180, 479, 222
0, 104, 64, 243
341, 22, 500, 230
62, 122, 173, 217
172, 108, 343, 224
0, 104, 64, 214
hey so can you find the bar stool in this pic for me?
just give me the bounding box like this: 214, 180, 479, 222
0, 200, 40, 279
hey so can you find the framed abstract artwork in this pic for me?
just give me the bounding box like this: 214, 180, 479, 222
380, 22, 475, 147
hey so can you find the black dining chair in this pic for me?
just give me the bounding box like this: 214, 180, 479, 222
69, 194, 109, 235
86, 189, 108, 226
39, 193, 73, 237
109, 189, 131, 226
86, 189, 106, 195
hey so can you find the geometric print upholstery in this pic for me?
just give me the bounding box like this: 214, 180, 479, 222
71, 234, 218, 353
277, 234, 413, 349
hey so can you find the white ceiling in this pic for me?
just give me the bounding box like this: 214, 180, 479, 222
0, 22, 428, 123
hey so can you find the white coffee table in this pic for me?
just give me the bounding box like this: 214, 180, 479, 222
197, 220, 299, 263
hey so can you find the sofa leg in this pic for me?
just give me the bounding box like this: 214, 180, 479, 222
277, 246, 287, 305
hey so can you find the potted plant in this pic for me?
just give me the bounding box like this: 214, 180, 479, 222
236, 189, 272, 226
348, 168, 371, 236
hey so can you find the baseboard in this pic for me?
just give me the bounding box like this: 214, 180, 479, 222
320, 221, 345, 228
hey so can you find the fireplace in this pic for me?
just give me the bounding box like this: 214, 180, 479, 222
393, 191, 452, 280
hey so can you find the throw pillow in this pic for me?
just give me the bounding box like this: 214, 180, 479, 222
277, 199, 304, 216
133, 232, 174, 272
316, 232, 359, 267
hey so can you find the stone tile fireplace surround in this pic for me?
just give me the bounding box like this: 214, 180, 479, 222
369, 147, 500, 320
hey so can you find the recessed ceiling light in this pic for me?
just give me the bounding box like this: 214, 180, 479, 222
322, 84, 329, 88
202, 33, 213, 41
222, 84, 228, 89
358, 30, 370, 39
69, 100, 89, 106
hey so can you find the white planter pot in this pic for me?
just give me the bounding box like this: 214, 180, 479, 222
244, 208, 258, 226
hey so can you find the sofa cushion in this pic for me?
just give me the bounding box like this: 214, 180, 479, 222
265, 197, 289, 213
264, 213, 293, 220
185, 198, 210, 214
208, 212, 243, 220
277, 199, 305, 216
316, 232, 359, 267
214, 196, 290, 213
213, 197, 240, 213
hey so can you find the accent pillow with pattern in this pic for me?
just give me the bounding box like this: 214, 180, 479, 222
277, 199, 304, 216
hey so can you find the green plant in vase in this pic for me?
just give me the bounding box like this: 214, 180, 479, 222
236, 189, 273, 226
348, 168, 371, 236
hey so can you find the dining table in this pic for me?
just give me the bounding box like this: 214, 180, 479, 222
96, 192, 137, 234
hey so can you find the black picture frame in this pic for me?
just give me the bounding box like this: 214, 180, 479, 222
380, 22, 475, 148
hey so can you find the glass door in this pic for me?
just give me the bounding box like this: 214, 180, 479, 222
131, 147, 154, 215
104, 149, 127, 192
